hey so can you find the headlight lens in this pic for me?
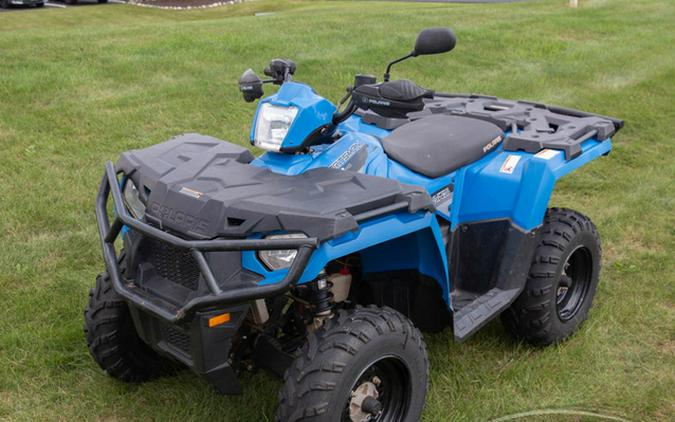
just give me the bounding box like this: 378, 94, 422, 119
258, 233, 307, 270
253, 103, 298, 151
123, 179, 146, 219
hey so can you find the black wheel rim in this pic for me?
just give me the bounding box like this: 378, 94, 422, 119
341, 355, 411, 422
556, 246, 593, 322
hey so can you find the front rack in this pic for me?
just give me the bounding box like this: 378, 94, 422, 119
95, 161, 318, 323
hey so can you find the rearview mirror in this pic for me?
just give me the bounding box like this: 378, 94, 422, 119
383, 27, 457, 81
413, 27, 456, 56
239, 69, 264, 102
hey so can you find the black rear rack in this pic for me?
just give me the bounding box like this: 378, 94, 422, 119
358, 93, 624, 159
96, 161, 318, 323
429, 94, 623, 160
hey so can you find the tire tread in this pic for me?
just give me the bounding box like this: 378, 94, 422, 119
501, 208, 601, 346
84, 269, 169, 382
276, 306, 429, 422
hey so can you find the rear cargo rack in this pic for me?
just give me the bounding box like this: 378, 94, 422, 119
360, 94, 622, 159
96, 161, 318, 323
418, 94, 624, 159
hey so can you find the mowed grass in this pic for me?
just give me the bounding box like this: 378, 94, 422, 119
0, 0, 673, 420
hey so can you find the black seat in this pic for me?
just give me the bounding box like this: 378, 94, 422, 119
381, 115, 503, 178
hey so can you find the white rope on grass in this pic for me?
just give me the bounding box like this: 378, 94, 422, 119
490, 409, 632, 422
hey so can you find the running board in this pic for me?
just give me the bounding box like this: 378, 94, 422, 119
452, 287, 522, 341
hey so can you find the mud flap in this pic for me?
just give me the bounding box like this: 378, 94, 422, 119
128, 304, 249, 394
448, 219, 540, 341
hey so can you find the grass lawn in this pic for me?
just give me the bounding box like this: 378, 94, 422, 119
0, 0, 673, 420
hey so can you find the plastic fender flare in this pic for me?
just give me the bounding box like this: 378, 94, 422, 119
242, 211, 451, 305
453, 138, 612, 232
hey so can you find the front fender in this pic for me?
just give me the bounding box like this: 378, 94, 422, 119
242, 211, 450, 305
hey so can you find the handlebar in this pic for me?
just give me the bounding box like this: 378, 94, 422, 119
332, 97, 358, 125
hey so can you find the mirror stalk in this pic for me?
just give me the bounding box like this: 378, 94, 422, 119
383, 52, 415, 82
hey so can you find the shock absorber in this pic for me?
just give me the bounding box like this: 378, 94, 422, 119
308, 271, 334, 330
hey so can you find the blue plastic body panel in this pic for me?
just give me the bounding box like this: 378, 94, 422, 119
243, 85, 613, 309
243, 211, 450, 304
453, 138, 612, 231
250, 82, 336, 151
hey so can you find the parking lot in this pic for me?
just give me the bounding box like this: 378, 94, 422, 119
0, 0, 124, 11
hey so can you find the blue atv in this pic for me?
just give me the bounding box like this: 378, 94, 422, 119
85, 28, 623, 421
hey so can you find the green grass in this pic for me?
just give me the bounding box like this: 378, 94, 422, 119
0, 0, 673, 420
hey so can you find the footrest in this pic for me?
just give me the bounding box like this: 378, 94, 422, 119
453, 287, 521, 341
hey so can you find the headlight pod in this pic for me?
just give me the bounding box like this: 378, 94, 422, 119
253, 103, 298, 152
122, 179, 146, 219
258, 233, 307, 270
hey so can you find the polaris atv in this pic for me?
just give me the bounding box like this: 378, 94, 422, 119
86, 28, 623, 421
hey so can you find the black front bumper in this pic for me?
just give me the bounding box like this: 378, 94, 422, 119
96, 162, 321, 393
95, 161, 318, 324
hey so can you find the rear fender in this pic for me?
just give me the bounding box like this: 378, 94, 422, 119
242, 211, 450, 306
453, 138, 612, 231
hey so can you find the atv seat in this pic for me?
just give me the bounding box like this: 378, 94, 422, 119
381, 115, 503, 178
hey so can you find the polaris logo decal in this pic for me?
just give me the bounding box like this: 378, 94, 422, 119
482, 135, 502, 153
330, 143, 367, 171
149, 202, 209, 233
367, 99, 391, 106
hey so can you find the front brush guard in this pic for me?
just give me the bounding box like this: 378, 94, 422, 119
95, 161, 318, 324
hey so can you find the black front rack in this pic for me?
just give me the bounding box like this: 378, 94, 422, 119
95, 161, 318, 324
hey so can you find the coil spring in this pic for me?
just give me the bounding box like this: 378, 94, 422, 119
310, 276, 334, 315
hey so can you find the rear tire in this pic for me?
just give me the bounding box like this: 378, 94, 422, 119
501, 208, 601, 346
276, 306, 429, 422
84, 262, 170, 382
0, 0, 9, 9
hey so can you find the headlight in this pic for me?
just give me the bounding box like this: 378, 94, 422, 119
253, 103, 298, 151
258, 233, 307, 270
123, 179, 146, 219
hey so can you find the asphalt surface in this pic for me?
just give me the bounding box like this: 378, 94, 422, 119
0, 0, 124, 12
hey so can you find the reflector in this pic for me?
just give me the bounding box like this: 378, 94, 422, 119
208, 313, 231, 328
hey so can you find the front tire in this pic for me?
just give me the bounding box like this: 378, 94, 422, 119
84, 267, 170, 382
276, 306, 429, 422
501, 208, 601, 346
